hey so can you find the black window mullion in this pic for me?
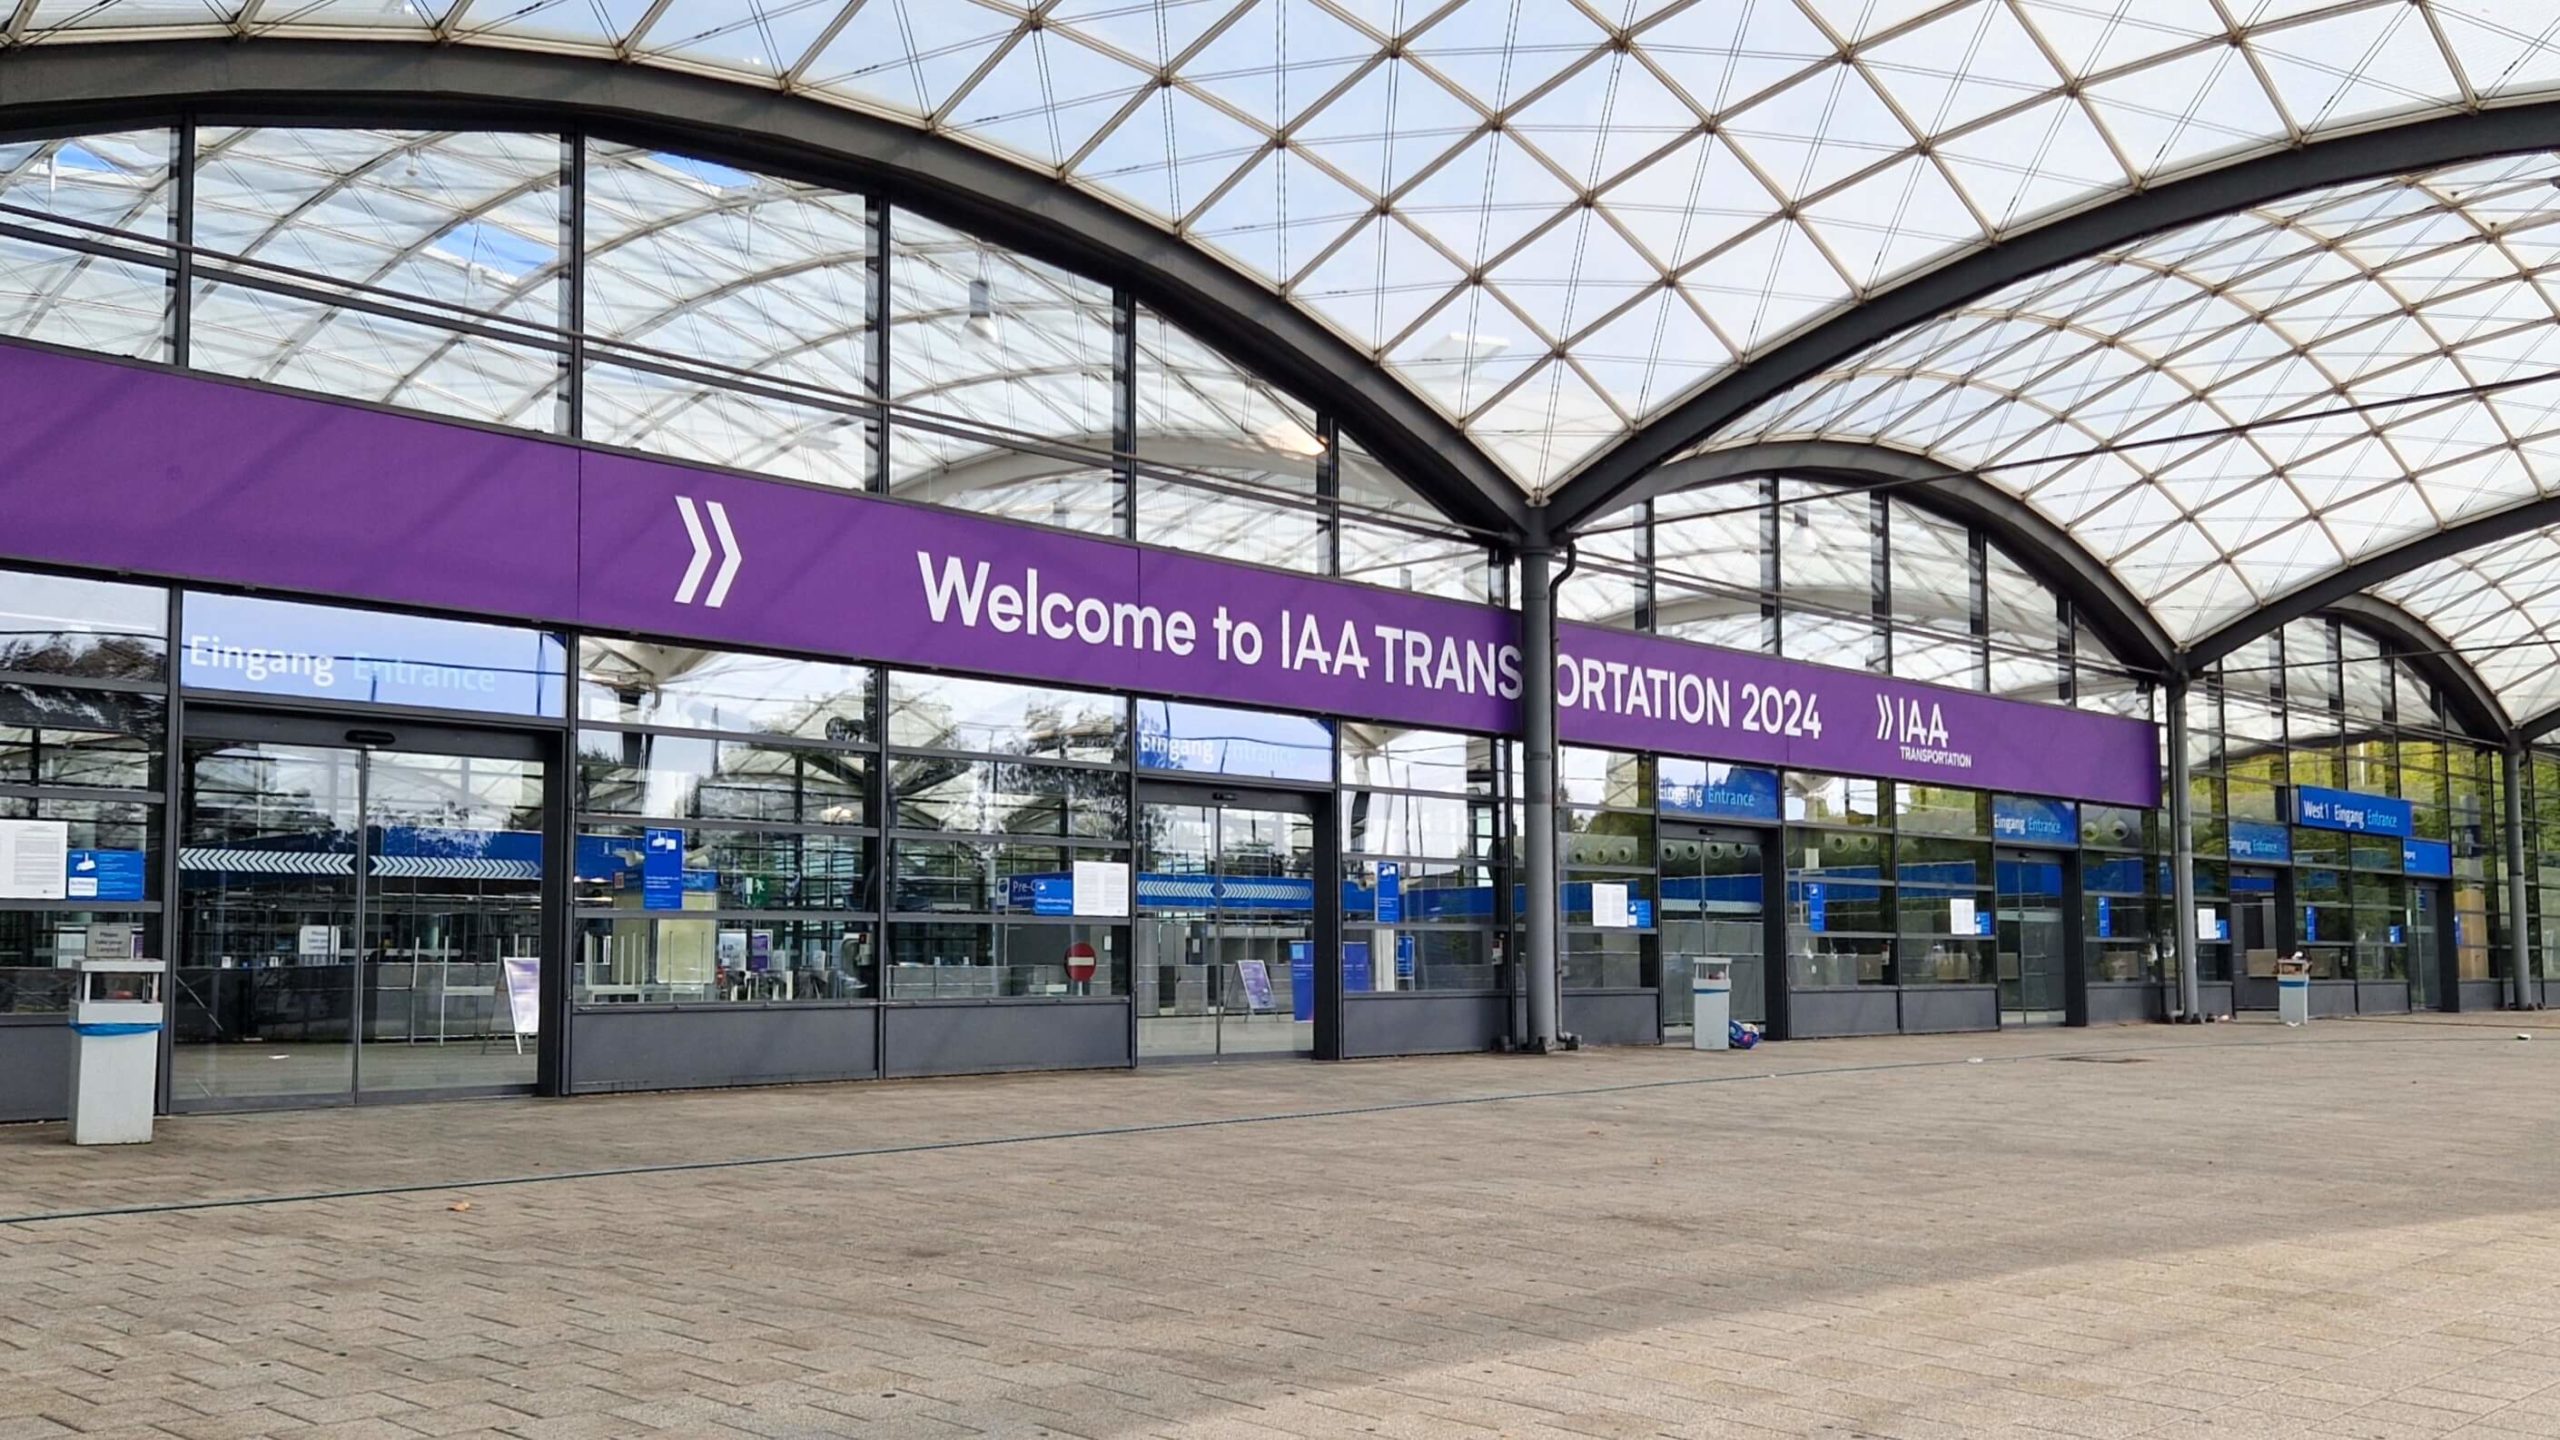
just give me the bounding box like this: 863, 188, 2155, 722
170, 120, 196, 368
561, 133, 587, 439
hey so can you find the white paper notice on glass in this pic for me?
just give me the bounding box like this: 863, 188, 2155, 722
298, 924, 335, 959
1592, 882, 1631, 929
1072, 860, 1130, 918
1948, 897, 1976, 935
2196, 907, 2220, 942
0, 819, 67, 900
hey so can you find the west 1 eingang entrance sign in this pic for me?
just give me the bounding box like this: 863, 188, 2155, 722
0, 343, 2159, 809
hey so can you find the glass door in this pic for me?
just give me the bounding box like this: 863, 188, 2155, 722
173, 720, 548, 1108
1136, 787, 1317, 1059
1996, 848, 2067, 1025
2408, 881, 2442, 1011
1658, 826, 1765, 1033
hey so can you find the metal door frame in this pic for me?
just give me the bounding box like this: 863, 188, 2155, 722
1994, 845, 2086, 1027
1133, 778, 1340, 1061
1657, 820, 1776, 1035
169, 706, 564, 1110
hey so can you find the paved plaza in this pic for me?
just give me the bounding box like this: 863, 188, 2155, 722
8, 1017, 2560, 1438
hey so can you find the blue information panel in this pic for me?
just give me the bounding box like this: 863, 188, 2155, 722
2096, 895, 2112, 938
2228, 821, 2293, 863
181, 591, 566, 718
2294, 785, 2412, 837
1631, 897, 1654, 929
1006, 874, 1075, 915
1659, 761, 1781, 823
1375, 862, 1402, 924
65, 849, 147, 902
2402, 838, 2453, 877
1805, 881, 1827, 934
1991, 795, 2079, 846
642, 827, 686, 911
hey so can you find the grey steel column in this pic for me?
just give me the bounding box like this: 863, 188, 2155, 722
2508, 739, 2535, 1010
2168, 678, 2202, 1022
1520, 544, 1561, 1052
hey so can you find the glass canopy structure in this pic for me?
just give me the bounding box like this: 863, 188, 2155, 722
10, 1, 2560, 730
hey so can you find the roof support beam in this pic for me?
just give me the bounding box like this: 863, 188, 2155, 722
1634, 441, 2177, 680
0, 38, 1530, 541
1547, 99, 2560, 537
2318, 594, 2509, 742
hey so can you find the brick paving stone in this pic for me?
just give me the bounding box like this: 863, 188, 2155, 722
11, 1020, 2560, 1436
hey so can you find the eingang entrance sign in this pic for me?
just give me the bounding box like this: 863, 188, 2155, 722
0, 344, 2158, 808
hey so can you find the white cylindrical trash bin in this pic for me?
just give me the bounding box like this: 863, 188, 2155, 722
69, 959, 164, 1145
2275, 953, 2311, 1028
1690, 956, 1732, 1051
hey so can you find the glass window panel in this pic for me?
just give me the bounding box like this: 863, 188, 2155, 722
1562, 929, 1643, 989
1561, 525, 1644, 629
0, 132, 175, 360
0, 910, 159, 1015
1337, 433, 1490, 601
576, 731, 868, 825
1654, 481, 1770, 653
893, 757, 1125, 839
1563, 810, 1653, 869
883, 920, 1127, 997
1344, 791, 1486, 860
1982, 542, 2057, 702
1778, 480, 1878, 668
191, 128, 566, 427
1133, 306, 1323, 572
1339, 726, 1486, 795
578, 640, 871, 743
0, 686, 165, 790
892, 839, 1121, 914
1135, 700, 1332, 783
885, 670, 1125, 761
1785, 772, 1883, 826
1895, 784, 1985, 836
0, 569, 167, 680
2341, 626, 2391, 721
574, 916, 874, 1004
1891, 500, 1979, 689
887, 208, 1118, 531
575, 825, 872, 912
582, 142, 874, 484
1558, 748, 1651, 810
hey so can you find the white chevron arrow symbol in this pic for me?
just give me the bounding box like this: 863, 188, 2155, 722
672, 496, 746, 607
674, 496, 712, 604
704, 499, 743, 608
1875, 693, 1892, 741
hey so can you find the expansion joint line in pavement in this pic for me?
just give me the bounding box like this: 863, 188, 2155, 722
0, 1028, 2523, 1228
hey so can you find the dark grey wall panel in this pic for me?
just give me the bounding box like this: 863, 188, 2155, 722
2198, 981, 2235, 1017
1902, 985, 1997, 1034
1563, 990, 1659, 1047
2355, 981, 2411, 1015
2235, 976, 2276, 1011
2457, 979, 2503, 1013
1342, 993, 1504, 1058
569, 1004, 878, 1094
2086, 982, 2163, 1026
2309, 981, 2358, 1018
1789, 988, 1898, 1039
0, 1022, 71, 1123
885, 999, 1130, 1078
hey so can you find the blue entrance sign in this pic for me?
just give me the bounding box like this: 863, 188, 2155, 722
1375, 862, 1402, 924
2294, 785, 2412, 837
1289, 941, 1313, 1021
181, 591, 566, 718
1991, 795, 2078, 846
642, 827, 686, 911
1658, 761, 1781, 823
65, 849, 146, 902
2228, 821, 2293, 863
2402, 838, 2453, 877
1005, 874, 1075, 915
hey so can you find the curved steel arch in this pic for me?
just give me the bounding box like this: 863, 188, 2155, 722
1546, 100, 2560, 537
0, 37, 1530, 540
2319, 595, 2510, 742
1637, 441, 2177, 679
2180, 493, 2560, 682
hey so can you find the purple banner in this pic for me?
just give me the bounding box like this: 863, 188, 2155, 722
0, 345, 2158, 805
1557, 623, 2160, 808
576, 450, 1520, 733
